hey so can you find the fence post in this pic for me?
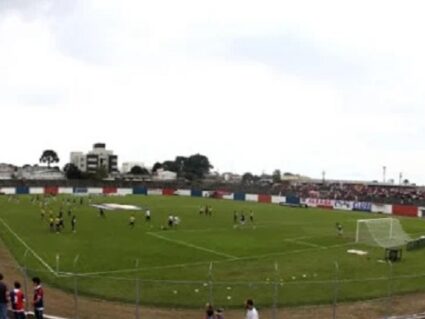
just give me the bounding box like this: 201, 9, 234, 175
135, 259, 140, 319
332, 261, 339, 319
22, 249, 30, 313
73, 255, 80, 319
272, 262, 279, 319
386, 260, 393, 319
208, 262, 214, 305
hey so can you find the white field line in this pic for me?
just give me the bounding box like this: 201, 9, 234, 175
234, 242, 354, 263
147, 232, 238, 259
284, 238, 325, 249
0, 218, 57, 277
78, 239, 354, 276
77, 235, 322, 276
78, 259, 224, 276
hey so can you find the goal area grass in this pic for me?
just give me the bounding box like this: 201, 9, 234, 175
1, 195, 425, 308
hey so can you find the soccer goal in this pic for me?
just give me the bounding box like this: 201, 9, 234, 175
355, 218, 412, 248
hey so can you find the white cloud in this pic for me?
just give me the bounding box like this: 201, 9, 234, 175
1, 0, 425, 183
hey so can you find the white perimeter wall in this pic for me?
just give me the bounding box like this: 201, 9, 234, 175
147, 189, 162, 195
271, 196, 285, 204
29, 187, 44, 194
117, 188, 133, 195
59, 187, 73, 194
245, 194, 258, 202
371, 203, 393, 214
0, 187, 16, 194
176, 189, 191, 196
87, 187, 103, 194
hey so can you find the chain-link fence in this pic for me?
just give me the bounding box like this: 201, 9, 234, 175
1, 252, 425, 319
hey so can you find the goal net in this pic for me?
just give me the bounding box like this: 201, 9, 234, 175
355, 218, 412, 248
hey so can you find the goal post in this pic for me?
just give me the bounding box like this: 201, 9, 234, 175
355, 218, 411, 248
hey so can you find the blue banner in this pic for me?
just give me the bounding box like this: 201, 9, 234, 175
353, 202, 372, 212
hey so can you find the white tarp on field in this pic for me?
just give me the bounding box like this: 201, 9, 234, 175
91, 203, 143, 211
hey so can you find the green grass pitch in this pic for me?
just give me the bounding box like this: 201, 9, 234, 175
1, 194, 425, 308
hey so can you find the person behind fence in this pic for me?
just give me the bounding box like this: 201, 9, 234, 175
10, 281, 26, 319
215, 308, 224, 319
32, 277, 44, 319
0, 273, 8, 319
205, 303, 214, 319
245, 299, 259, 319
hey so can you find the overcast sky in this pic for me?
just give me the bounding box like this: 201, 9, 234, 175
1, 0, 425, 183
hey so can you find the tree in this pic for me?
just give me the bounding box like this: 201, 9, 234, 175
39, 150, 59, 168
152, 162, 163, 173
162, 160, 179, 172
130, 165, 150, 175
403, 179, 410, 185
182, 154, 212, 180
63, 163, 82, 179
272, 169, 282, 183
242, 172, 255, 184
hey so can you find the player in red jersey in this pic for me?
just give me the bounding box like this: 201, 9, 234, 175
10, 281, 26, 319
32, 277, 43, 319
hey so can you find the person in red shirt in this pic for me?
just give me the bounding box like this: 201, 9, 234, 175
32, 277, 43, 319
10, 281, 25, 319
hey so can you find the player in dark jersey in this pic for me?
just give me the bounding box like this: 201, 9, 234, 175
32, 277, 44, 319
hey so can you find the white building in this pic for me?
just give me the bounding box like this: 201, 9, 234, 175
0, 164, 15, 180
16, 166, 65, 180
121, 162, 146, 174
70, 143, 118, 174
153, 169, 177, 181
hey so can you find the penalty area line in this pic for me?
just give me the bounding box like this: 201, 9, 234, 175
0, 218, 57, 277
147, 232, 238, 260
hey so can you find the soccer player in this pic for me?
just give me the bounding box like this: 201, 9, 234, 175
32, 277, 44, 319
336, 222, 343, 237
55, 217, 61, 233
67, 208, 72, 217
99, 208, 105, 218
129, 215, 136, 228
249, 210, 254, 223
168, 215, 174, 228
71, 215, 77, 233
240, 213, 246, 225
233, 211, 238, 224
145, 209, 151, 222
199, 206, 204, 215
49, 217, 54, 232
10, 281, 25, 319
